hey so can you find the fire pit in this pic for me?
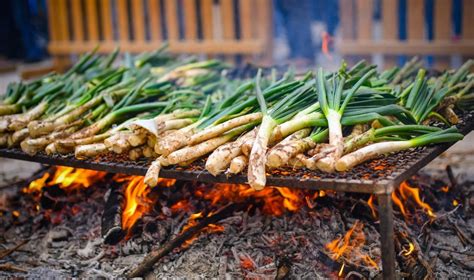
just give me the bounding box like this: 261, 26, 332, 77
1, 110, 473, 279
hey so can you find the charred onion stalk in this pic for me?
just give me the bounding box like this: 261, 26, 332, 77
336, 127, 463, 171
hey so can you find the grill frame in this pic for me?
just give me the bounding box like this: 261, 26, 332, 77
1, 110, 472, 194
1, 111, 473, 280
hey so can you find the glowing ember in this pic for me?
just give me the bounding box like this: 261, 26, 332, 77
240, 255, 256, 270
325, 221, 379, 270
180, 211, 225, 248
452, 199, 459, 207
440, 186, 450, 192
392, 181, 436, 220
170, 200, 193, 213
24, 166, 106, 193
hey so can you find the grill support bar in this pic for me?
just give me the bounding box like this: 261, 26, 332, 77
377, 193, 396, 280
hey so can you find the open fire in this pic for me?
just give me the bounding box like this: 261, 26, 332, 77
12, 164, 462, 278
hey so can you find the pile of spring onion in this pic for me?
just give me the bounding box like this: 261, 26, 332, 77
0, 46, 471, 190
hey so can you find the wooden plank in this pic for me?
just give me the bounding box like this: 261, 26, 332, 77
100, 0, 114, 41
339, 0, 355, 39
434, 0, 453, 70
201, 0, 214, 40
165, 0, 179, 41
239, 0, 253, 40
256, 0, 272, 62
148, 0, 162, 41
356, 0, 374, 40
220, 0, 235, 39
46, 0, 66, 67
48, 40, 265, 54
85, 0, 99, 41
47, 0, 60, 42
463, 0, 474, 39
407, 0, 425, 40
382, 0, 397, 40
338, 40, 474, 55
132, 0, 146, 41
434, 0, 452, 39
381, 0, 398, 68
71, 0, 84, 41
56, 0, 70, 41
183, 0, 198, 40
117, 0, 130, 41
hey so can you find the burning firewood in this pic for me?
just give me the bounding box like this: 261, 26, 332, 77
127, 201, 255, 277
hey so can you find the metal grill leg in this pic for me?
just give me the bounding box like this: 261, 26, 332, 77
377, 193, 396, 280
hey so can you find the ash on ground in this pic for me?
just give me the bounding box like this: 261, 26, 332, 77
0, 168, 473, 279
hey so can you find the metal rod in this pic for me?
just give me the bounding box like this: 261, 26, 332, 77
377, 192, 396, 280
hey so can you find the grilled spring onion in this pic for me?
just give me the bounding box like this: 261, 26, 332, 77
145, 121, 259, 187
315, 66, 376, 172
266, 128, 328, 169
228, 155, 248, 174
55, 101, 168, 150
248, 69, 316, 190
205, 128, 256, 176
343, 125, 442, 154
335, 127, 463, 171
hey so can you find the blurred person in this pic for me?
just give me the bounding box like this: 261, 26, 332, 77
274, 0, 314, 67
9, 0, 48, 62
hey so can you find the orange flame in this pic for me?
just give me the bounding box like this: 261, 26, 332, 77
367, 195, 377, 218
122, 176, 152, 231
338, 263, 345, 277
392, 181, 436, 220
325, 221, 379, 270
196, 183, 306, 216
401, 242, 415, 256
122, 177, 176, 232
24, 166, 106, 193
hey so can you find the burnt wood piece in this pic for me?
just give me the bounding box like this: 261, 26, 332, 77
127, 201, 254, 278
101, 181, 126, 245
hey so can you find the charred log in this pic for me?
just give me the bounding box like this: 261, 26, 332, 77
101, 181, 126, 245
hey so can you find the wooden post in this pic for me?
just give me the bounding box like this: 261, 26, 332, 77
148, 0, 163, 43
382, 0, 398, 68
434, 0, 452, 70
101, 0, 114, 42
356, 0, 374, 64
132, 0, 146, 42
462, 0, 474, 65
